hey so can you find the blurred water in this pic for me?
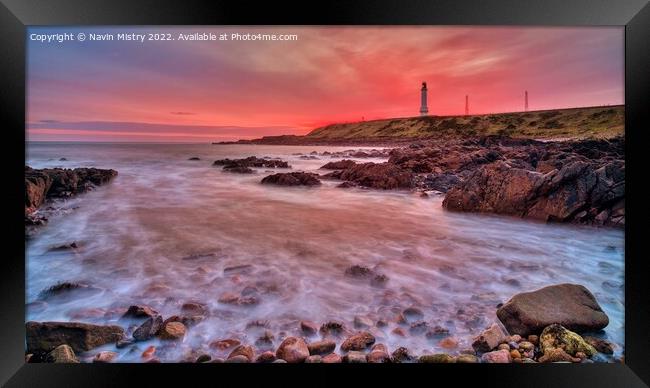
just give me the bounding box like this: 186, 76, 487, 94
25, 142, 625, 362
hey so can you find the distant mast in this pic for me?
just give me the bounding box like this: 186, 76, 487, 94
525, 90, 529, 112
419, 82, 429, 116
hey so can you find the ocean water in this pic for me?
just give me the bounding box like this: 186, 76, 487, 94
25, 142, 625, 362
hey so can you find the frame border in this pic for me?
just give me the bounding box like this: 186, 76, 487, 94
1, 0, 648, 386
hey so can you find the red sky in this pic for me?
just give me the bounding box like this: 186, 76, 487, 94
27, 26, 624, 142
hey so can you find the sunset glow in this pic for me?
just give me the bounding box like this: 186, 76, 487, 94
27, 26, 624, 142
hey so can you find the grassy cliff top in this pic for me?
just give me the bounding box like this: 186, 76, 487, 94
306, 105, 624, 141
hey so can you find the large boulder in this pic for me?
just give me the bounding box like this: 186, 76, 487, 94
331, 162, 413, 190
261, 172, 321, 186
496, 284, 609, 336
26, 321, 125, 354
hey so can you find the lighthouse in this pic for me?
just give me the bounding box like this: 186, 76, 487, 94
419, 82, 429, 116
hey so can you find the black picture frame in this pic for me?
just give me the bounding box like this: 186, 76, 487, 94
1, 0, 648, 386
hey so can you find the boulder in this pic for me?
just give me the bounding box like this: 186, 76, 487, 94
122, 305, 159, 319
391, 347, 415, 363
343, 351, 367, 363
93, 351, 118, 363
496, 284, 609, 336
261, 172, 321, 186
276, 337, 309, 363
331, 162, 413, 190
26, 321, 125, 354
213, 156, 290, 169
321, 353, 343, 363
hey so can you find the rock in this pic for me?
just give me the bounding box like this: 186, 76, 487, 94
196, 354, 212, 363
498, 343, 510, 351
518, 341, 535, 352
133, 315, 163, 341
402, 307, 424, 321
480, 349, 512, 363
528, 335, 539, 345
320, 159, 357, 170
188, 157, 201, 161
510, 349, 521, 359
439, 337, 459, 349
25, 166, 118, 215
329, 162, 413, 190
158, 321, 186, 340
367, 344, 391, 363
353, 316, 373, 329
210, 338, 241, 350
228, 345, 255, 362
419, 354, 456, 363
181, 302, 209, 316
223, 166, 254, 174
340, 332, 375, 351
272, 359, 287, 363
255, 351, 276, 363
122, 305, 159, 319
344, 264, 374, 278
370, 274, 389, 287
305, 355, 322, 363
255, 330, 275, 349
299, 320, 319, 336
93, 351, 118, 363
391, 328, 406, 337
276, 337, 309, 363
261, 172, 321, 186
456, 354, 479, 363
308, 340, 336, 355
141, 345, 156, 359
226, 355, 251, 363
316, 353, 339, 363
213, 156, 290, 169
26, 321, 125, 354
539, 324, 597, 357
496, 284, 609, 336
319, 321, 345, 337
584, 336, 615, 355
409, 321, 428, 335
45, 344, 79, 363
538, 347, 581, 363
425, 325, 450, 339
391, 347, 415, 363
343, 351, 367, 363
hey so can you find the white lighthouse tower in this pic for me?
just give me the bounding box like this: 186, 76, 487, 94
419, 82, 429, 116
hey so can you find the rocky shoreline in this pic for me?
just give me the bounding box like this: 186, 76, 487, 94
25, 283, 619, 364
24, 166, 118, 232
247, 135, 624, 227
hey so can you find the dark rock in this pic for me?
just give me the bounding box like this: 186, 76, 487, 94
26, 321, 125, 353
391, 347, 415, 363
213, 156, 290, 169
299, 320, 319, 336
328, 162, 413, 190
223, 166, 254, 174
122, 305, 159, 319
496, 284, 609, 336
320, 159, 357, 170
344, 265, 374, 278
188, 157, 201, 161
584, 336, 615, 355
340, 332, 375, 351
319, 321, 346, 337
255, 351, 276, 363
196, 354, 212, 363
261, 172, 321, 186
133, 315, 163, 341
